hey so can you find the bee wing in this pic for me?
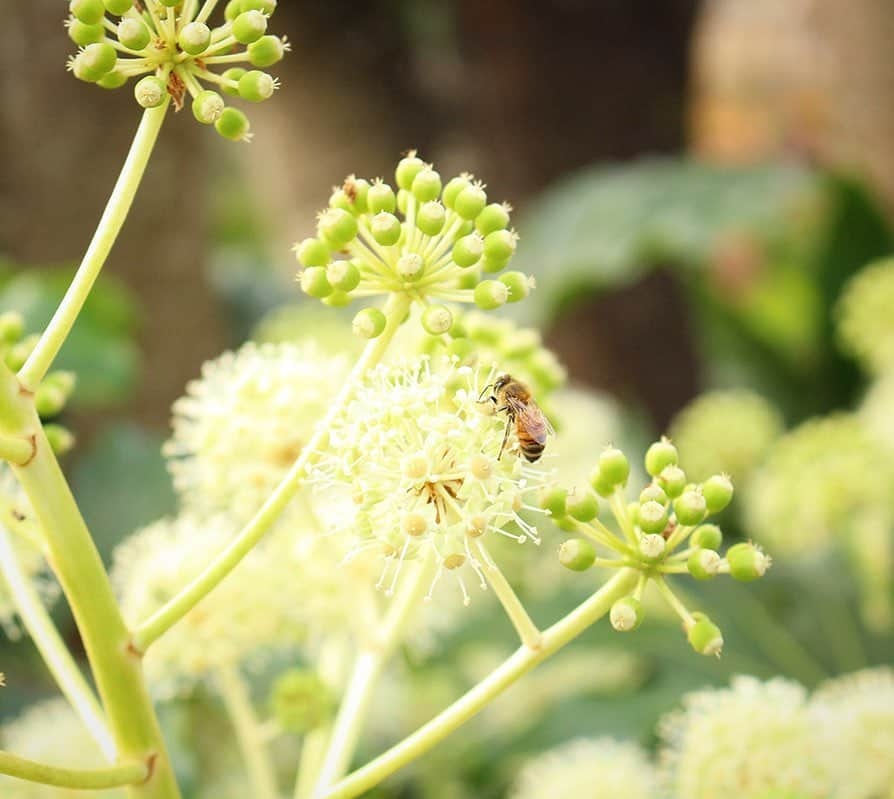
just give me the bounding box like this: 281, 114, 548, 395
512, 400, 550, 444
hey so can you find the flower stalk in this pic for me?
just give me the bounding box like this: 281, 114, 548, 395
0, 750, 149, 791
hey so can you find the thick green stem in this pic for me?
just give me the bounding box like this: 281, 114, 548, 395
132, 294, 412, 653
11, 423, 180, 799
319, 569, 639, 799
0, 750, 148, 790
0, 526, 113, 760
18, 103, 169, 391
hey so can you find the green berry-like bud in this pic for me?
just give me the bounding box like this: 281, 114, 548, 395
645, 437, 678, 477
447, 337, 474, 359
97, 70, 126, 91
610, 596, 643, 632
322, 290, 352, 308
687, 612, 723, 656
369, 212, 401, 246
233, 10, 268, 44
134, 76, 167, 108
639, 483, 668, 506
690, 523, 723, 551
421, 305, 453, 336
588, 465, 617, 498
294, 237, 329, 268
479, 254, 509, 274
499, 271, 531, 303
473, 280, 508, 310
79, 42, 117, 81
270, 669, 334, 734
411, 168, 441, 202
238, 70, 275, 102
326, 260, 360, 293
483, 229, 517, 262
117, 17, 150, 50
5, 335, 38, 372
318, 208, 358, 248
658, 464, 686, 499
70, 0, 105, 25
688, 548, 721, 580
248, 35, 286, 67
224, 0, 244, 21
367, 182, 396, 214
475, 202, 510, 235
179, 21, 212, 54
416, 201, 446, 236
215, 107, 251, 141
35, 384, 67, 418
68, 19, 105, 46
442, 175, 471, 209
538, 486, 567, 518
395, 153, 425, 190
558, 538, 596, 571
0, 312, 24, 344
44, 424, 76, 456
327, 188, 353, 213
639, 533, 666, 560
452, 234, 484, 268
191, 90, 224, 124
638, 500, 668, 536
103, 0, 133, 14
674, 488, 707, 526
342, 176, 369, 213
396, 253, 424, 281
352, 308, 386, 339
221, 67, 247, 97
299, 267, 332, 298
396, 189, 409, 215
702, 474, 734, 514
454, 184, 487, 220
241, 0, 277, 13
598, 446, 630, 488
726, 542, 769, 581
567, 488, 599, 522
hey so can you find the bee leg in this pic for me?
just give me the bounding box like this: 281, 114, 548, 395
497, 419, 511, 460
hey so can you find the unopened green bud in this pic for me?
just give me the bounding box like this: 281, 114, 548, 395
658, 464, 686, 499
479, 254, 509, 274
539, 486, 567, 518
421, 305, 453, 336
215, 107, 251, 141
0, 312, 24, 344
5, 335, 38, 371
68, 19, 105, 46
117, 17, 150, 50
598, 446, 630, 488
567, 488, 599, 522
270, 669, 334, 734
238, 69, 275, 102
97, 67, 127, 88
352, 308, 386, 339
610, 596, 643, 632
179, 20, 211, 54
688, 548, 721, 580
44, 424, 76, 456
191, 90, 224, 124
452, 234, 484, 268
221, 67, 246, 97
411, 167, 441, 202
396, 188, 409, 215
248, 34, 286, 67
103, 0, 133, 14
396, 253, 424, 281
687, 612, 723, 656
499, 271, 531, 303
645, 437, 678, 477
416, 201, 445, 236
367, 182, 396, 214
454, 184, 487, 220
369, 212, 401, 246
322, 290, 351, 308
299, 267, 332, 298
395, 153, 425, 190
328, 188, 353, 213
674, 488, 707, 526
294, 237, 329, 268
241, 0, 277, 13
483, 229, 517, 262
342, 176, 369, 213
326, 260, 360, 293
224, 0, 244, 19
639, 483, 668, 506
318, 208, 358, 248
35, 385, 67, 417
70, 0, 105, 25
476, 202, 510, 235
473, 280, 508, 310
442, 175, 471, 209
638, 500, 668, 536
639, 533, 666, 560
134, 75, 167, 108
588, 466, 616, 498
447, 337, 474, 359
78, 42, 117, 81
44, 371, 77, 398
702, 474, 734, 514
233, 9, 267, 44
558, 538, 596, 571
690, 523, 722, 551
726, 542, 769, 581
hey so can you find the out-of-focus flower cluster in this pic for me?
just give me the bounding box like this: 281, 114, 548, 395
836, 257, 894, 375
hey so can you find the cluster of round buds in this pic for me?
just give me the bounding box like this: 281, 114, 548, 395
294, 153, 533, 333
65, 0, 288, 141
549, 437, 769, 656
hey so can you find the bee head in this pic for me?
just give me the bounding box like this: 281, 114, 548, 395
494, 374, 512, 392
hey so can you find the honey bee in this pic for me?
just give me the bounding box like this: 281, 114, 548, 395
480, 374, 552, 462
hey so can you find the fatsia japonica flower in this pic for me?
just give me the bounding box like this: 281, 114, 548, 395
836, 257, 894, 375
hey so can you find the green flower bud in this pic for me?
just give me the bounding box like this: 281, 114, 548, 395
35, 384, 67, 417
294, 237, 329, 268
178, 20, 211, 54
215, 107, 251, 142
658, 464, 686, 499
567, 488, 599, 522
475, 202, 510, 235
328, 188, 353, 213
416, 201, 446, 236
442, 175, 471, 209
78, 42, 117, 81
473, 280, 508, 310
598, 446, 630, 487
241, 0, 277, 13
134, 75, 167, 108
224, 0, 244, 21
690, 523, 723, 551
454, 184, 487, 220
499, 271, 531, 303
639, 482, 668, 506
639, 533, 665, 560
480, 254, 511, 274
726, 542, 769, 581
103, 0, 133, 14
352, 308, 386, 339
687, 612, 723, 656
369, 212, 401, 246
325, 260, 360, 293
395, 153, 425, 190
674, 488, 707, 526
342, 176, 369, 213
588, 465, 617, 498
538, 486, 567, 518
0, 312, 24, 344
44, 424, 76, 456
270, 669, 334, 734
97, 68, 127, 90
44, 371, 77, 398
702, 473, 734, 514
396, 253, 424, 281
299, 266, 332, 298
70, 0, 105, 25
638, 500, 668, 536
221, 67, 247, 97
447, 337, 474, 359
610, 596, 643, 632
117, 17, 150, 50
421, 305, 453, 336
688, 548, 721, 580
645, 437, 678, 477
367, 181, 396, 214
411, 167, 441, 202
68, 19, 105, 46
483, 229, 517, 262
233, 10, 268, 44
452, 234, 484, 268
396, 188, 409, 215
558, 538, 596, 571
5, 335, 38, 371
238, 69, 275, 102
248, 35, 286, 67
321, 290, 351, 308
191, 90, 224, 124
318, 208, 358, 248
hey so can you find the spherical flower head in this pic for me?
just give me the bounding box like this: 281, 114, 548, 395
65, 0, 288, 140
836, 258, 894, 375
0, 699, 125, 799
164, 342, 350, 526
669, 390, 783, 483
861, 369, 894, 453
658, 676, 832, 799
311, 356, 555, 605
510, 737, 659, 799
809, 667, 894, 799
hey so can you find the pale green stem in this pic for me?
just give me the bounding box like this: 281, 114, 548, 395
652, 575, 694, 626
132, 294, 411, 653
319, 569, 639, 799
195, 0, 222, 24
478, 545, 542, 649
18, 103, 169, 391
0, 751, 148, 790
0, 527, 114, 760
217, 666, 279, 799
609, 492, 637, 546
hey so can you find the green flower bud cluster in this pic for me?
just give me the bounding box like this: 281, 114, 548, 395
0, 312, 76, 456
293, 153, 534, 333
836, 257, 894, 376
545, 436, 770, 657
269, 668, 335, 734
65, 0, 288, 141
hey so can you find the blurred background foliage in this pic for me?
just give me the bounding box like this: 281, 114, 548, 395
2, 1, 893, 797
